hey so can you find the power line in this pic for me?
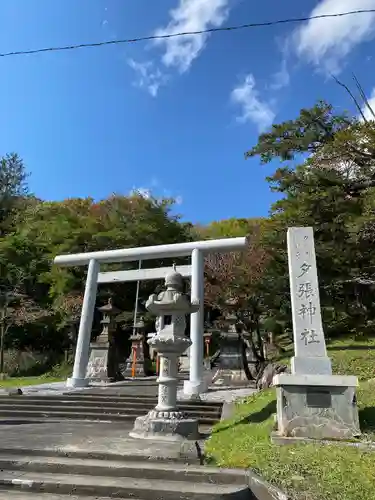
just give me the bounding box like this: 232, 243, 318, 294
1, 9, 374, 58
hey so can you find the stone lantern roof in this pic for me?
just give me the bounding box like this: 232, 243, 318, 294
98, 298, 120, 315
134, 317, 145, 330
165, 263, 184, 290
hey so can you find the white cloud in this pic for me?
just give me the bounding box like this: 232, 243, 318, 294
231, 74, 275, 132
128, 59, 167, 97
153, 0, 231, 74
270, 59, 290, 90
294, 0, 375, 74
129, 0, 232, 95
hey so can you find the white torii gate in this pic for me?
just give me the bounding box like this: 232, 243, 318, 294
54, 237, 247, 396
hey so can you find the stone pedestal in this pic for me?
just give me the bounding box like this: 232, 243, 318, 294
211, 331, 248, 386
131, 412, 198, 441
131, 340, 198, 441
273, 374, 361, 440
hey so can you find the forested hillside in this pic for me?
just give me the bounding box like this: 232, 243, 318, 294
1, 100, 375, 375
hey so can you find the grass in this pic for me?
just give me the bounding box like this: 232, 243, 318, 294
0, 359, 73, 389
0, 376, 63, 388
328, 339, 375, 381
206, 337, 375, 500
275, 336, 375, 381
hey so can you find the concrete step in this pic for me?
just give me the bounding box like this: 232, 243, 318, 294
0, 454, 248, 485
5, 394, 222, 408
0, 403, 221, 417
0, 445, 204, 465
0, 492, 118, 500
0, 470, 251, 500
0, 397, 222, 412
0, 409, 218, 424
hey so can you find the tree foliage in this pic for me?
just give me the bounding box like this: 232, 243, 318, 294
0, 190, 193, 356
246, 100, 375, 338
245, 101, 352, 163
0, 153, 31, 236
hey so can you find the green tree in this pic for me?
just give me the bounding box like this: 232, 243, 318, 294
1, 193, 192, 351
246, 102, 375, 338
0, 153, 30, 235
245, 100, 352, 163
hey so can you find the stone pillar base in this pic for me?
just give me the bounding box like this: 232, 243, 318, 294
130, 410, 199, 441
183, 379, 208, 398
291, 356, 332, 376
66, 377, 89, 389
273, 374, 361, 440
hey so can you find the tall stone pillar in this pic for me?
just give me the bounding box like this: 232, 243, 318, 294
67, 259, 99, 389
273, 227, 360, 440
184, 248, 206, 397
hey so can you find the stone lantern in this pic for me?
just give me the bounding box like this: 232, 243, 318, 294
124, 317, 147, 377
211, 299, 249, 386
86, 298, 120, 383
130, 265, 200, 441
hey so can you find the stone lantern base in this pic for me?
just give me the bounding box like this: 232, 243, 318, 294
130, 410, 199, 441
211, 331, 249, 387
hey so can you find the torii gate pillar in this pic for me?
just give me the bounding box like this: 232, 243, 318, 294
184, 248, 206, 396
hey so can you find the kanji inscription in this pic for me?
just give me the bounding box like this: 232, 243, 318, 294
300, 328, 320, 346
299, 302, 316, 323
297, 262, 311, 278
297, 282, 314, 300
287, 227, 328, 361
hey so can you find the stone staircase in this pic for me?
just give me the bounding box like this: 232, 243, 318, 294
0, 448, 254, 499
0, 393, 223, 425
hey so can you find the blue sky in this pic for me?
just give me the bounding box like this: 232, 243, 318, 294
0, 0, 374, 224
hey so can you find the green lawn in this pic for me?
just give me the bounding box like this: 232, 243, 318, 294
0, 376, 63, 388
275, 336, 375, 381
206, 337, 375, 500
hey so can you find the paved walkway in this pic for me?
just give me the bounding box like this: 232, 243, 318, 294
0, 373, 257, 402
182, 387, 257, 403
